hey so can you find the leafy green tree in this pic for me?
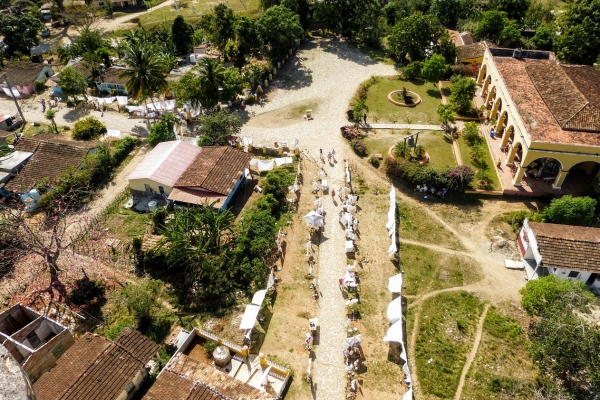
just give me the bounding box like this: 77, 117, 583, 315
421, 54, 448, 86
120, 42, 168, 110
0, 13, 43, 56
520, 275, 594, 317
172, 71, 203, 108
388, 14, 455, 64
221, 67, 244, 102
197, 111, 242, 146
225, 15, 260, 68
474, 10, 510, 42
263, 167, 295, 202
57, 67, 88, 103
437, 104, 455, 130
72, 117, 107, 140
258, 5, 304, 62
449, 76, 477, 114
497, 20, 522, 47
496, 0, 530, 21
44, 110, 59, 134
281, 0, 311, 29
523, 0, 554, 29
554, 0, 600, 64
402, 61, 423, 79
352, 99, 369, 122
171, 15, 195, 55
543, 195, 597, 226
115, 279, 164, 320
530, 24, 555, 50
461, 122, 481, 146
430, 0, 461, 27
202, 4, 236, 50
148, 120, 175, 147
197, 57, 226, 109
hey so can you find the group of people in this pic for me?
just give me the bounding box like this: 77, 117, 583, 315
319, 148, 336, 164
39, 98, 59, 112
415, 184, 447, 199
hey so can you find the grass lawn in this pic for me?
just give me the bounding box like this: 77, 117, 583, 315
399, 243, 482, 296
363, 130, 455, 170
132, 0, 261, 31
364, 77, 442, 124
456, 135, 502, 191
399, 201, 465, 251
462, 306, 537, 399
442, 82, 479, 119
105, 208, 152, 242
415, 291, 485, 398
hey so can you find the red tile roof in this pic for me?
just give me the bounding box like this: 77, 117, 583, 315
1, 62, 54, 86
492, 54, 600, 145
5, 141, 89, 193
174, 147, 253, 196
164, 353, 275, 400
33, 330, 159, 400
143, 370, 222, 400
458, 42, 487, 61
529, 222, 600, 273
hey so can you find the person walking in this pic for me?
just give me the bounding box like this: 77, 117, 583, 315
327, 152, 332, 163
331, 149, 336, 161
363, 113, 367, 125
338, 210, 343, 223
339, 277, 344, 289
331, 189, 335, 200
40, 99, 46, 112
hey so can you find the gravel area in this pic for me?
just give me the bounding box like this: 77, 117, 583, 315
243, 38, 395, 400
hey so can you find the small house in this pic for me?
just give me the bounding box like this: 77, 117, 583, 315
95, 67, 129, 96
519, 218, 600, 291
0, 150, 34, 184
1, 62, 55, 98
33, 328, 160, 400
128, 141, 253, 209
0, 304, 75, 382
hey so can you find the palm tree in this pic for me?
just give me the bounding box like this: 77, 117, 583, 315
44, 109, 59, 134
437, 104, 455, 132
197, 57, 226, 110
119, 42, 168, 117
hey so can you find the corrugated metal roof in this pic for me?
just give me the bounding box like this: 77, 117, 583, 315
128, 141, 202, 187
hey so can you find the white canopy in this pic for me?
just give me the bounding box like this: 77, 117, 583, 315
383, 320, 403, 343
303, 211, 324, 227
252, 289, 267, 306
239, 304, 261, 330
387, 297, 403, 323
259, 365, 272, 391
388, 273, 403, 293
345, 240, 354, 253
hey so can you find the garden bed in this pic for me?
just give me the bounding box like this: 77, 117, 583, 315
441, 82, 479, 119
362, 77, 442, 124
456, 135, 502, 191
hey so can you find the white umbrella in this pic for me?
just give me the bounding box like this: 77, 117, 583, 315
388, 273, 403, 293
259, 365, 272, 391
303, 211, 324, 227
387, 297, 403, 323
252, 289, 267, 306
383, 320, 403, 343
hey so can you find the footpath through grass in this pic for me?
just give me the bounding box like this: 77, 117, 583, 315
462, 306, 537, 399
415, 291, 485, 398
400, 243, 481, 296
365, 77, 442, 124
399, 202, 465, 251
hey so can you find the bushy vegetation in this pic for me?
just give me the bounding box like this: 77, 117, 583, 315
385, 155, 474, 192
543, 195, 597, 226
72, 117, 107, 140
68, 274, 106, 306
520, 276, 600, 397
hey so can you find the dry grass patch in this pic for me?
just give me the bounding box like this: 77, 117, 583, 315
399, 202, 465, 251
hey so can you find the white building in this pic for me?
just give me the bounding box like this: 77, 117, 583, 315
519, 218, 600, 291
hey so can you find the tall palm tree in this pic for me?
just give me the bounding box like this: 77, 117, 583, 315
119, 42, 168, 117
197, 57, 226, 110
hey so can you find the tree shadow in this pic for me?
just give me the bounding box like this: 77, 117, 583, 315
62, 108, 86, 122
316, 38, 380, 67
273, 57, 313, 92
427, 89, 442, 99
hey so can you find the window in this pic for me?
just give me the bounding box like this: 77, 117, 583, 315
568, 271, 579, 278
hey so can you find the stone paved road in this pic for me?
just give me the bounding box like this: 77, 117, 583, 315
242, 38, 395, 400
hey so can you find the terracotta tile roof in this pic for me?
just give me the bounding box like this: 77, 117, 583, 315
4, 141, 89, 193
1, 62, 52, 86
33, 333, 110, 400
33, 331, 159, 400
144, 370, 197, 400
114, 327, 161, 363
188, 384, 224, 400
168, 187, 228, 207
529, 222, 600, 273
32, 133, 100, 149
166, 353, 275, 400
13, 138, 40, 153
174, 147, 253, 196
561, 65, 600, 107
494, 57, 600, 146
460, 31, 476, 45
67, 62, 93, 79
99, 67, 129, 86
458, 42, 487, 61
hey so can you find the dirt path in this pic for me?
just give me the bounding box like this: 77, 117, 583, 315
454, 304, 490, 400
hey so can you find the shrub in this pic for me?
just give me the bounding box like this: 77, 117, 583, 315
72, 117, 107, 140
449, 77, 477, 114
112, 136, 140, 165
402, 61, 424, 79
351, 139, 367, 157
34, 78, 47, 92
369, 156, 380, 168
543, 195, 597, 226
462, 122, 482, 146
68, 274, 106, 306
148, 120, 175, 147
245, 94, 256, 104
262, 167, 295, 202
341, 125, 361, 140
204, 340, 218, 356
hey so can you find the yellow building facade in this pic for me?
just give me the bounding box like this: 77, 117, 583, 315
477, 47, 600, 189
